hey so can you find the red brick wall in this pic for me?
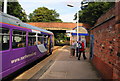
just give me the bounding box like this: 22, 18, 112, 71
27, 22, 90, 30
95, 7, 115, 25
115, 1, 120, 21
92, 55, 113, 80
91, 2, 120, 80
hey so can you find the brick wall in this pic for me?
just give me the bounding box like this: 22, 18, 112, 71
27, 22, 90, 30
95, 7, 115, 26
91, 2, 120, 80
92, 55, 113, 80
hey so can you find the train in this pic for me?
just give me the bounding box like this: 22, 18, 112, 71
0, 11, 54, 79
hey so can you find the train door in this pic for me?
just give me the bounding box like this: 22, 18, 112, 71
0, 27, 11, 78
43, 35, 52, 55
47, 35, 51, 54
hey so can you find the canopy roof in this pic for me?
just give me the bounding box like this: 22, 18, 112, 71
72, 26, 89, 36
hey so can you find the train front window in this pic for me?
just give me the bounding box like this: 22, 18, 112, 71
0, 27, 10, 51
44, 35, 48, 44
12, 30, 26, 48
28, 32, 36, 46
38, 34, 44, 45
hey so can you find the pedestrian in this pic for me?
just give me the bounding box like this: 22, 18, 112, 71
76, 41, 79, 57
78, 41, 87, 60
70, 40, 76, 58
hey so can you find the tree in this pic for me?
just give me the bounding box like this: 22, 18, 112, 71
0, 1, 2, 12
54, 33, 68, 45
74, 2, 115, 26
1, 0, 27, 22
29, 7, 62, 22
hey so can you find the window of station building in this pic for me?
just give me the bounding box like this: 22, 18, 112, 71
38, 34, 44, 45
28, 32, 36, 46
12, 30, 26, 48
0, 27, 10, 51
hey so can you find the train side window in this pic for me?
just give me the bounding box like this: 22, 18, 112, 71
12, 30, 26, 48
0, 27, 10, 51
28, 32, 36, 46
38, 34, 44, 45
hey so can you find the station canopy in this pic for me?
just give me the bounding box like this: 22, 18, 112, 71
71, 26, 89, 36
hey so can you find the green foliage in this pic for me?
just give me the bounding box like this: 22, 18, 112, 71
0, 1, 2, 11
54, 33, 68, 45
1, 0, 28, 22
74, 2, 115, 26
29, 7, 62, 22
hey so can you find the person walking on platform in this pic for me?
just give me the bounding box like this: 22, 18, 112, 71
76, 41, 79, 57
70, 40, 76, 58
78, 41, 87, 60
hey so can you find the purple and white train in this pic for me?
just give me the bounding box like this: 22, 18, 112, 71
0, 12, 54, 79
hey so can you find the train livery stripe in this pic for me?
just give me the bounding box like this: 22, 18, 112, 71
32, 29, 41, 33
0, 22, 30, 30
0, 22, 53, 35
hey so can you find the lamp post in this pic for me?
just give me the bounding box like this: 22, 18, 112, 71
4, 0, 7, 13
67, 4, 79, 45
67, 4, 80, 57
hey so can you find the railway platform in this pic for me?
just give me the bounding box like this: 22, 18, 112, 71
13, 46, 102, 81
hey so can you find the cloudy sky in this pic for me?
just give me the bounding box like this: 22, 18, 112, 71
19, 0, 82, 23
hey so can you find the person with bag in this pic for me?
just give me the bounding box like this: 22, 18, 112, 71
70, 40, 76, 58
76, 41, 79, 57
78, 41, 87, 60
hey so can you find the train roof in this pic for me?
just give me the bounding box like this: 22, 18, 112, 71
0, 11, 53, 35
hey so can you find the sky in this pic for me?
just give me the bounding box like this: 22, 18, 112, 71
18, 0, 82, 23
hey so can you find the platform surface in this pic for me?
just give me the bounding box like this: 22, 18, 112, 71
39, 46, 102, 80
